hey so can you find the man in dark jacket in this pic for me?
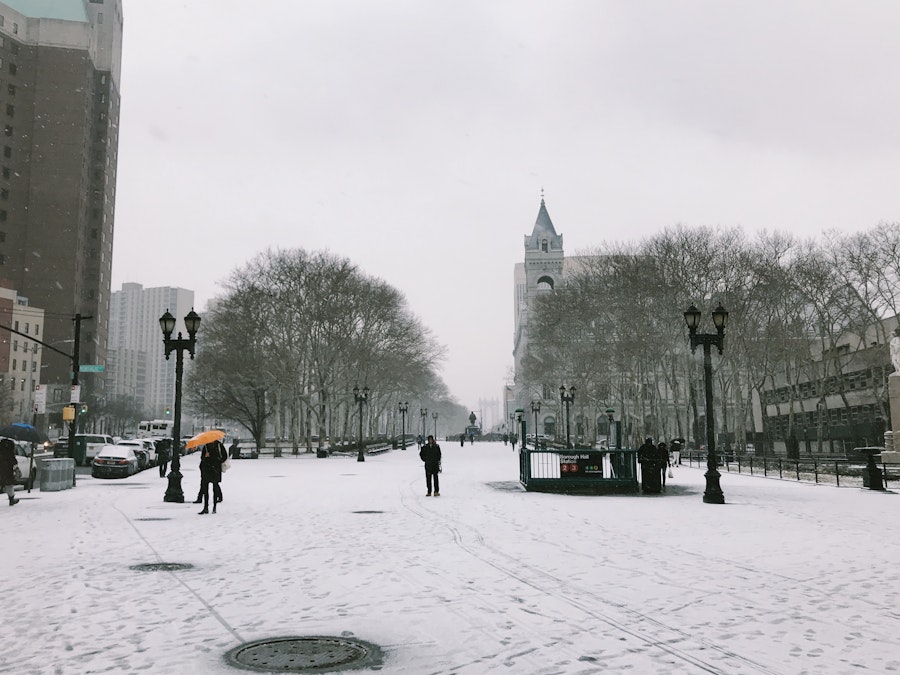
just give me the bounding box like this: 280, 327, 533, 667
638, 437, 661, 494
419, 434, 442, 496
0, 438, 20, 505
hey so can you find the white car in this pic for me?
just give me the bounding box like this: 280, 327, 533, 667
91, 445, 140, 479
13, 442, 37, 490
115, 439, 155, 470
76, 434, 115, 465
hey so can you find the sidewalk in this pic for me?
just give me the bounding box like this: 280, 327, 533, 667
5, 442, 900, 674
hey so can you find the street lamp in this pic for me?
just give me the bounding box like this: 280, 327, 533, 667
684, 303, 728, 504
353, 385, 369, 462
432, 411, 438, 438
559, 385, 576, 449
398, 402, 409, 450
530, 400, 541, 450
606, 407, 615, 449
159, 308, 201, 503
420, 407, 428, 438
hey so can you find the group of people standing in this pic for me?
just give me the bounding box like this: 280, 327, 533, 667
637, 437, 682, 494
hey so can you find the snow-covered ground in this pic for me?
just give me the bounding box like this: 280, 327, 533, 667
4, 441, 900, 674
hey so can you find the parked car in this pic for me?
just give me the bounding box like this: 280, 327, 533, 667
91, 445, 140, 478
13, 442, 37, 490
77, 434, 116, 465
116, 439, 155, 470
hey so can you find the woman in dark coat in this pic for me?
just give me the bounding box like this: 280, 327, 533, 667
0, 438, 20, 505
198, 440, 225, 514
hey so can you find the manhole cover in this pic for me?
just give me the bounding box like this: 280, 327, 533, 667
129, 562, 194, 572
226, 636, 382, 672
351, 510, 384, 514
134, 517, 172, 521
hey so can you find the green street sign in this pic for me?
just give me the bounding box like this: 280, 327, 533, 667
79, 365, 105, 372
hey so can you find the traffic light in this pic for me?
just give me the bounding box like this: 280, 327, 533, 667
80, 404, 88, 415
164, 407, 171, 416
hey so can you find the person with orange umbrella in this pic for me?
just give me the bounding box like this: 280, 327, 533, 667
196, 439, 227, 514
186, 430, 226, 509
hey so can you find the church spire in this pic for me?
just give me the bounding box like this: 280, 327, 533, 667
525, 192, 563, 252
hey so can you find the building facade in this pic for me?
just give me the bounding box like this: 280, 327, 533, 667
0, 277, 42, 419
0, 0, 123, 409
107, 283, 195, 420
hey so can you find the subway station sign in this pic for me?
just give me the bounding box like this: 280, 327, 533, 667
559, 452, 604, 477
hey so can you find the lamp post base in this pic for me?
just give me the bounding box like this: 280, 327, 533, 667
703, 467, 725, 504
357, 453, 365, 462
163, 470, 185, 503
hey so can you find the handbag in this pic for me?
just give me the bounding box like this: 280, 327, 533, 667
667, 466, 674, 478
221, 457, 231, 473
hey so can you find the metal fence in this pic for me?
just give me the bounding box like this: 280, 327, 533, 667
683, 452, 898, 489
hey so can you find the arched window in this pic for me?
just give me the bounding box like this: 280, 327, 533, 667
541, 239, 548, 252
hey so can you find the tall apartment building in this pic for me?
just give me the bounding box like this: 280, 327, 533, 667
108, 283, 195, 420
0, 1, 123, 408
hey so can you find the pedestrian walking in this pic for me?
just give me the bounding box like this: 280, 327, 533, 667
0, 438, 20, 505
229, 438, 241, 459
419, 434, 442, 497
670, 439, 682, 466
658, 441, 669, 489
154, 438, 170, 477
196, 440, 227, 514
459, 433, 465, 447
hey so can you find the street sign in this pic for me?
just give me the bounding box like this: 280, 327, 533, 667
80, 365, 105, 372
33, 384, 46, 414
70, 385, 81, 403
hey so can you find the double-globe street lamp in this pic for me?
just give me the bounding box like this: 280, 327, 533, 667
399, 402, 409, 450
159, 309, 201, 503
559, 385, 576, 449
684, 303, 728, 504
432, 411, 438, 438
530, 400, 541, 450
353, 385, 369, 462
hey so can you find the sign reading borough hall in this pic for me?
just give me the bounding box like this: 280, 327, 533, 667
559, 453, 603, 477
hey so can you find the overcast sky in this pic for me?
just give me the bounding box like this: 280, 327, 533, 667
112, 0, 900, 410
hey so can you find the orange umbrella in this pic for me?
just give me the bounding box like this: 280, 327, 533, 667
185, 429, 226, 449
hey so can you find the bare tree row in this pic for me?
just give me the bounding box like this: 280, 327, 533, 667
522, 223, 900, 452
187, 249, 460, 451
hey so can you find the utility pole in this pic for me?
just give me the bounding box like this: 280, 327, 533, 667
67, 314, 92, 464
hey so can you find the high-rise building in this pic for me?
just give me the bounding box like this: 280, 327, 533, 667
0, 1, 123, 406
108, 283, 195, 420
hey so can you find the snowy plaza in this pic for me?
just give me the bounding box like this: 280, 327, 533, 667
4, 441, 900, 674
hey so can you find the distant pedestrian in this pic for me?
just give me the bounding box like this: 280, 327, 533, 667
197, 440, 227, 514
658, 441, 669, 489
638, 437, 660, 494
509, 433, 518, 451
419, 434, 442, 497
459, 433, 465, 447
0, 438, 19, 506
503, 434, 509, 446
671, 440, 682, 466
155, 438, 170, 477
229, 439, 240, 459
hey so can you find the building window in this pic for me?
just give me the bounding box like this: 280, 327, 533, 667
0, 16, 4, 27
0, 230, 5, 241
98, 12, 103, 24
6, 105, 13, 117
0, 188, 8, 201
7, 63, 15, 76
3, 147, 10, 158
9, 43, 16, 55
11, 359, 15, 369
31, 361, 35, 372
541, 239, 548, 252
12, 339, 16, 351
0, 209, 7, 221
2, 168, 8, 179
12, 23, 17, 35
4, 125, 11, 136
6, 84, 13, 96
